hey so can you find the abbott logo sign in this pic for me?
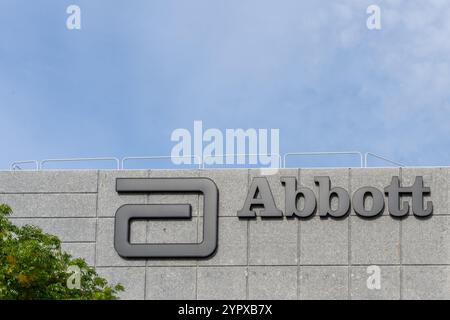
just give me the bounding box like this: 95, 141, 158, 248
114, 175, 432, 259
114, 178, 218, 259
238, 176, 433, 218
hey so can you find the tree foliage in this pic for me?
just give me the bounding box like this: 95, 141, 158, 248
0, 204, 124, 299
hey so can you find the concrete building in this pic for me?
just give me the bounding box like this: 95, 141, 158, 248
0, 167, 449, 300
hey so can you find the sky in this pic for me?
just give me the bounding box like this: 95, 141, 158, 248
1, 0, 450, 170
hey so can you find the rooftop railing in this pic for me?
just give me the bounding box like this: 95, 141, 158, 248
10, 151, 406, 171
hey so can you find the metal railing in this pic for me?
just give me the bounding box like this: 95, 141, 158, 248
283, 151, 364, 168
364, 152, 405, 168
10, 160, 39, 171
122, 155, 202, 170
10, 152, 406, 171
40, 157, 121, 170
201, 153, 282, 169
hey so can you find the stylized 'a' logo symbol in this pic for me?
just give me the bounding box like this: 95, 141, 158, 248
114, 178, 218, 259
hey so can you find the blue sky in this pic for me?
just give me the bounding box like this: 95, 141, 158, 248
1, 0, 450, 169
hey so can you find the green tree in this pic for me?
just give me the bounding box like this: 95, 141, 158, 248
0, 204, 124, 299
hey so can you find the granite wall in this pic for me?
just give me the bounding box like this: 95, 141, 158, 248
1, 168, 449, 300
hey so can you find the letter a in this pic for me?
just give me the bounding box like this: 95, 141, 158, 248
366, 265, 381, 290
66, 5, 81, 30
237, 177, 282, 217
366, 5, 381, 30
